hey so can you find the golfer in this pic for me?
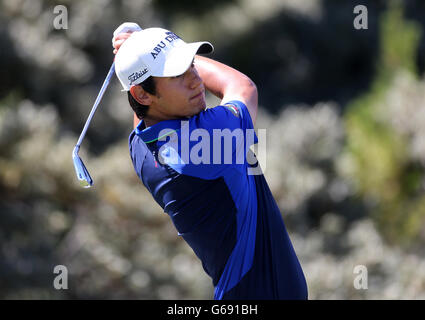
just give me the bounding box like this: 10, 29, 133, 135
112, 23, 308, 300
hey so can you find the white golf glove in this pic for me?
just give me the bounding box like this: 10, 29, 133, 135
113, 22, 142, 39
112, 22, 142, 53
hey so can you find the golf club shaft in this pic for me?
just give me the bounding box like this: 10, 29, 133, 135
75, 62, 116, 148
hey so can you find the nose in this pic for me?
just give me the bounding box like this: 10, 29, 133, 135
186, 66, 202, 89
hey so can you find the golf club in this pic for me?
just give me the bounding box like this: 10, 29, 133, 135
72, 62, 115, 187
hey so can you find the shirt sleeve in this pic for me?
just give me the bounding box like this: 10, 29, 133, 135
198, 100, 256, 133
163, 100, 258, 180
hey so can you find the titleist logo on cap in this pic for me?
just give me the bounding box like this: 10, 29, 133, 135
128, 68, 148, 85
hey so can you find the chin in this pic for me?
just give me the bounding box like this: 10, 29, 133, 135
194, 103, 206, 115
186, 101, 206, 117
192, 110, 203, 117
198, 106, 207, 115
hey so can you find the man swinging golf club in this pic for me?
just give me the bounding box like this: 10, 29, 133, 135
111, 22, 307, 300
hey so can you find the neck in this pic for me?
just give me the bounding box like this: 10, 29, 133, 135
144, 115, 190, 128
145, 115, 169, 128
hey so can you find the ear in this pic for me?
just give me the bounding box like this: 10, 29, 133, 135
130, 85, 153, 105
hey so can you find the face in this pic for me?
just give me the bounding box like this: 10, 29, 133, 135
141, 60, 206, 124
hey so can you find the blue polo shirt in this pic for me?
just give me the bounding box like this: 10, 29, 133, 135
129, 100, 307, 300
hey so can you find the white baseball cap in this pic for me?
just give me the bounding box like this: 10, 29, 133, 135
114, 27, 214, 91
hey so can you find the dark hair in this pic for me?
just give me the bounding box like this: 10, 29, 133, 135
127, 76, 156, 120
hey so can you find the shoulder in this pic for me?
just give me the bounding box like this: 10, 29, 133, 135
191, 100, 254, 131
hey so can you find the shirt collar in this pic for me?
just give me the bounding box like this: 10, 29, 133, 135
135, 118, 185, 143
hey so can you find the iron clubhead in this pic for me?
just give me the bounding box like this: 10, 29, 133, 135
72, 146, 93, 188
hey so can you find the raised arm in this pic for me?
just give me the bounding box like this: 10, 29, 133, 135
194, 55, 258, 125
112, 26, 258, 126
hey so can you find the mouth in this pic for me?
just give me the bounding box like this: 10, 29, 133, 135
190, 90, 204, 101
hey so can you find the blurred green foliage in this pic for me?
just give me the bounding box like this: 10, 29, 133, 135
1, 0, 425, 300
344, 2, 425, 247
